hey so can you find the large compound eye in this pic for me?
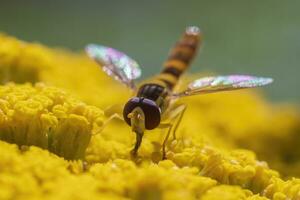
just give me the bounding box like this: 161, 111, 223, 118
140, 98, 161, 130
123, 97, 161, 130
123, 97, 140, 126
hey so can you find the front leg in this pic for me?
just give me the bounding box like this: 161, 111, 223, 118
93, 104, 124, 135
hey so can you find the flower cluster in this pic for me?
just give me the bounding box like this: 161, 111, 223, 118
0, 83, 103, 159
0, 33, 300, 199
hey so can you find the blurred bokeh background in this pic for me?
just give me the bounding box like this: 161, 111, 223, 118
0, 0, 299, 102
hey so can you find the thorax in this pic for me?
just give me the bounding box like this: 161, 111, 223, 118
136, 83, 170, 113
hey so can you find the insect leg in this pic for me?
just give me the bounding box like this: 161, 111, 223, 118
170, 104, 187, 140
103, 104, 123, 119
157, 104, 186, 159
159, 122, 173, 159
93, 104, 123, 135
162, 104, 187, 139
93, 113, 123, 135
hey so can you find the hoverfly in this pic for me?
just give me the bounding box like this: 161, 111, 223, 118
85, 26, 273, 159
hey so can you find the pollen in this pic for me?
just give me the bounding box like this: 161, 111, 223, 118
0, 33, 300, 199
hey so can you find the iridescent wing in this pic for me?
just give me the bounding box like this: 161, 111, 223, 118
85, 44, 141, 90
172, 75, 273, 98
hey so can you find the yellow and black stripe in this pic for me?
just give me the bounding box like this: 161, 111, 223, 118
137, 26, 201, 104
158, 26, 202, 89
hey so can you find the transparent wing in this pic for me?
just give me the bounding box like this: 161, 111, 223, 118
173, 75, 273, 98
85, 44, 141, 89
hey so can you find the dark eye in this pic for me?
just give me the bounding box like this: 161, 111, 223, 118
141, 98, 161, 130
123, 98, 140, 126
123, 98, 161, 130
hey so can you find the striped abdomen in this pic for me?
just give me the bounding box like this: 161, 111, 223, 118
137, 26, 201, 110
158, 26, 202, 90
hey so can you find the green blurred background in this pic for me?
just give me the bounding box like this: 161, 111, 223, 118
0, 0, 299, 102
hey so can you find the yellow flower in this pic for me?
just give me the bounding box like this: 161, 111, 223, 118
0, 83, 104, 159
1, 32, 300, 199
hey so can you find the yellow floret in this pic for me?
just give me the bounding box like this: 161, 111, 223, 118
89, 159, 217, 200
0, 83, 104, 159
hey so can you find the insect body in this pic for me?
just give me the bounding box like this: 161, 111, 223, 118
86, 26, 273, 159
